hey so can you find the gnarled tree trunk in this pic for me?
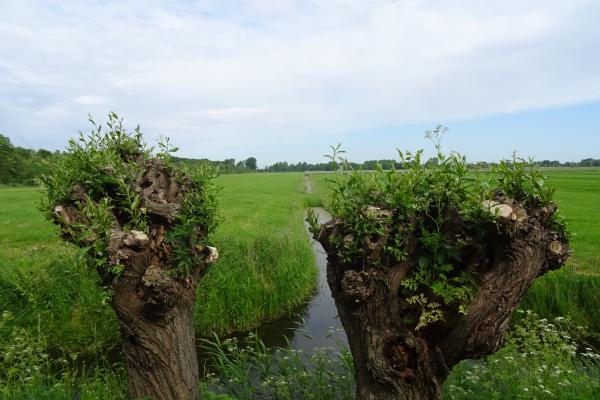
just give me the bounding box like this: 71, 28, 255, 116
317, 198, 569, 400
52, 159, 218, 400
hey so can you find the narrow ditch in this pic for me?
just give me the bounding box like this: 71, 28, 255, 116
196, 175, 345, 370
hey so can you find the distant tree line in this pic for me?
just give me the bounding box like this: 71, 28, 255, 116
1, 132, 599, 185
173, 156, 257, 174
468, 159, 600, 169
265, 159, 399, 172
0, 134, 60, 185
264, 158, 600, 172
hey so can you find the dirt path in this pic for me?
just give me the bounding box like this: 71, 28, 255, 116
304, 174, 313, 194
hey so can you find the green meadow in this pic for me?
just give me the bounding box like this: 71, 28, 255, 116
1, 168, 599, 344
0, 173, 317, 354
195, 172, 317, 334
520, 169, 600, 336
0, 168, 599, 398
542, 168, 600, 275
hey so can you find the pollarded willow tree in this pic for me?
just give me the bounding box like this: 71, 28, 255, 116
308, 127, 571, 400
41, 113, 219, 400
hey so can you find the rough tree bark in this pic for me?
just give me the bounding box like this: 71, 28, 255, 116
316, 195, 570, 400
51, 159, 217, 400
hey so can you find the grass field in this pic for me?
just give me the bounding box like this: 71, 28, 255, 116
543, 168, 600, 274
195, 172, 317, 334
0, 186, 62, 263
1, 168, 599, 398
0, 187, 120, 353
521, 169, 600, 335
1, 168, 598, 346
0, 172, 318, 355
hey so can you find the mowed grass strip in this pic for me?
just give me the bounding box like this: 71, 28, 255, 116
543, 168, 600, 274
0, 186, 61, 262
195, 172, 317, 335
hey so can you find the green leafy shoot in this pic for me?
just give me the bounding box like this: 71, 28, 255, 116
324, 126, 564, 329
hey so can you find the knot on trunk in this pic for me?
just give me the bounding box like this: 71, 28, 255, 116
547, 238, 571, 267
108, 230, 126, 266
341, 270, 377, 304
317, 219, 345, 253
144, 200, 181, 222
52, 203, 97, 244
363, 233, 387, 262
531, 202, 557, 220
384, 338, 417, 379
142, 265, 170, 288
140, 265, 182, 309
363, 206, 393, 220
136, 159, 189, 223
205, 246, 219, 263
195, 244, 220, 264
123, 230, 150, 250
53, 204, 79, 226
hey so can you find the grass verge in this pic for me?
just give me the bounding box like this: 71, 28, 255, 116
195, 173, 318, 335
197, 311, 599, 400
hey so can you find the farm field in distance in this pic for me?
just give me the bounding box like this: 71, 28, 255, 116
1, 167, 599, 399
2, 167, 599, 339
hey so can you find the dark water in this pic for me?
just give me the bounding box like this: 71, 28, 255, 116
288, 207, 346, 350
197, 207, 346, 362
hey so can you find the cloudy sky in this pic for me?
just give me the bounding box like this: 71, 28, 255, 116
1, 0, 599, 166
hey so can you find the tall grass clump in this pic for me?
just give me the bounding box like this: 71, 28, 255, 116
196, 229, 317, 334
0, 250, 118, 355
444, 311, 600, 399
0, 312, 126, 399
196, 310, 599, 400
195, 173, 318, 335
199, 332, 354, 400
521, 270, 600, 339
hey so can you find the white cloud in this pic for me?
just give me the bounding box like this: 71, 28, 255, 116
0, 0, 599, 162
201, 107, 264, 120
75, 96, 107, 106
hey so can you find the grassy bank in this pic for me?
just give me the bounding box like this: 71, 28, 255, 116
198, 311, 599, 400
195, 172, 317, 334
